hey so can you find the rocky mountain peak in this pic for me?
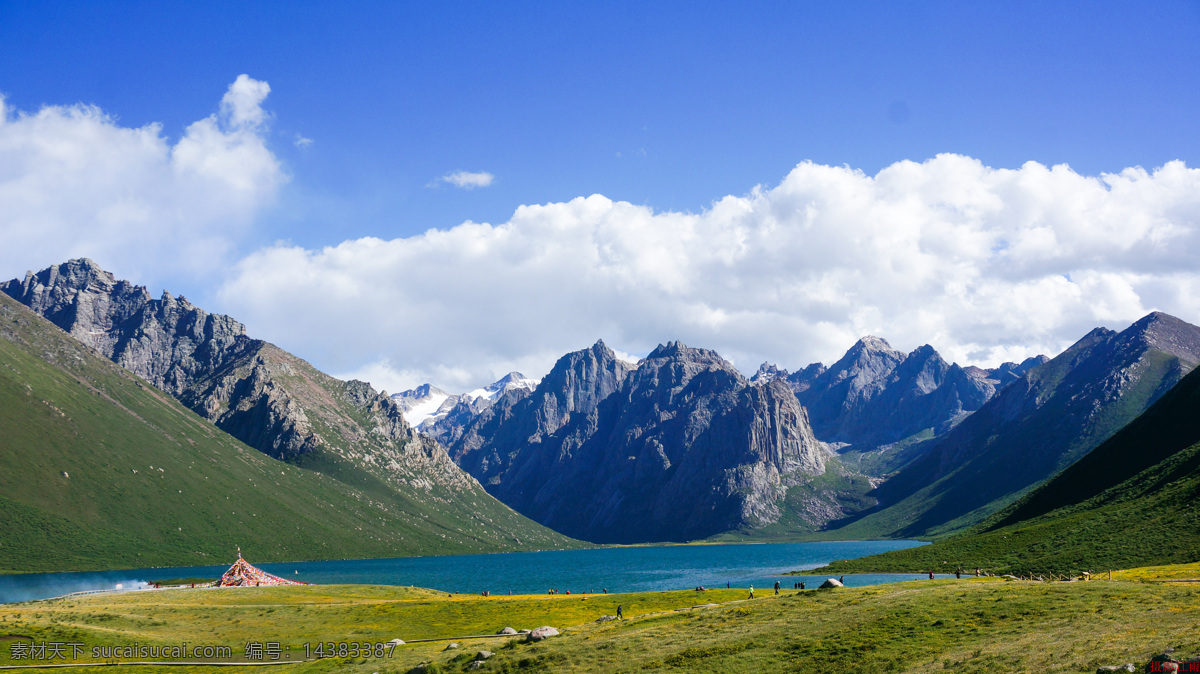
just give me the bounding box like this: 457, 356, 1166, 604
412, 383, 449, 398
784, 362, 827, 393
518, 340, 634, 432
751, 362, 788, 383
908, 343, 939, 360
987, 355, 1049, 387
854, 335, 902, 355
962, 365, 990, 379
1123, 311, 1200, 364
491, 371, 528, 387
2, 260, 250, 395
643, 341, 732, 368
647, 340, 689, 359
633, 341, 744, 395
827, 335, 905, 380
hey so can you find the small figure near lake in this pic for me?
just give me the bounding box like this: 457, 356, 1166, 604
748, 585, 754, 599
800, 582, 805, 590
774, 581, 780, 595
616, 605, 623, 619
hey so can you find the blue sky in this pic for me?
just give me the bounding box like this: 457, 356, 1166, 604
2, 2, 1200, 391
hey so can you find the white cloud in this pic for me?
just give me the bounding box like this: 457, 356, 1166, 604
441, 170, 494, 189
0, 75, 284, 285
220, 74, 271, 129
217, 154, 1200, 392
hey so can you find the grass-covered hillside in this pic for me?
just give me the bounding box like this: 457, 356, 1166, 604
817, 362, 1200, 577
2, 569, 1198, 672
0, 293, 578, 573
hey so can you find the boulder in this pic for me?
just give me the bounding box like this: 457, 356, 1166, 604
818, 578, 844, 589
596, 615, 617, 623
526, 626, 560, 642
469, 662, 483, 671
386, 638, 405, 646
475, 651, 495, 661
1095, 665, 1134, 673
443, 642, 459, 650
497, 627, 518, 635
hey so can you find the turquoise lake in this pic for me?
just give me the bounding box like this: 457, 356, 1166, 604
1, 540, 935, 603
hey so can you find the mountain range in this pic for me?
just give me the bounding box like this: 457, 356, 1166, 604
834, 311, 1200, 539
409, 315, 1200, 545
6, 258, 1200, 565
820, 346, 1200, 575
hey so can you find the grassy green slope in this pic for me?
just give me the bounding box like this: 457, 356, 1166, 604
816, 366, 1200, 576
0, 293, 576, 573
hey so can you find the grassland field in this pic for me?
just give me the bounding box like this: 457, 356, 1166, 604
1, 562, 1199, 673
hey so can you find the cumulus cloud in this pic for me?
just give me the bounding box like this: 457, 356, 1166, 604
0, 75, 284, 284
216, 154, 1200, 393
441, 170, 494, 189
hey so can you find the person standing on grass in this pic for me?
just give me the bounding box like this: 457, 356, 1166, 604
748, 585, 755, 599
616, 605, 623, 619
774, 581, 780, 595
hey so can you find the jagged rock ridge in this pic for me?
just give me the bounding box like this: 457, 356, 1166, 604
449, 340, 830, 543
752, 340, 1046, 460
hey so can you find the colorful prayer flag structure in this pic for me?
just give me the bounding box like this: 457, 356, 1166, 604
215, 549, 309, 587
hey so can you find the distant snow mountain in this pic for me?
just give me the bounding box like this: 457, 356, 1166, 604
391, 383, 453, 426
392, 372, 539, 431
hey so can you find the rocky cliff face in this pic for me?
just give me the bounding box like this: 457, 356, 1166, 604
748, 338, 1045, 464
451, 340, 633, 484
790, 336, 999, 448
2, 260, 253, 396
449, 340, 830, 543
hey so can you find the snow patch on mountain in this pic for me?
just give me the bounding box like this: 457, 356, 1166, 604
392, 373, 539, 430
464, 372, 539, 402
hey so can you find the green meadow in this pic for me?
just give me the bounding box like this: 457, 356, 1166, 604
2, 564, 1198, 673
